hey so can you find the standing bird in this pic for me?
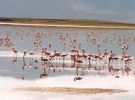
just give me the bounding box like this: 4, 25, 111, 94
12, 48, 18, 58
61, 53, 68, 69
88, 54, 93, 70
29, 52, 34, 68
54, 50, 61, 67
22, 51, 27, 80
12, 48, 18, 64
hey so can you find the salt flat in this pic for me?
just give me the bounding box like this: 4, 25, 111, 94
0, 74, 135, 100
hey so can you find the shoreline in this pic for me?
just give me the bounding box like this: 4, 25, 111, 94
0, 22, 135, 29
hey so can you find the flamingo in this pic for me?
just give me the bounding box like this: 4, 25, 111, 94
44, 48, 53, 71
41, 48, 45, 58
76, 59, 84, 77
122, 56, 132, 76
75, 49, 84, 75
82, 48, 88, 69
12, 48, 17, 57
11, 48, 18, 64
122, 44, 128, 57
29, 52, 34, 68
23, 51, 27, 68
112, 56, 120, 75
88, 54, 93, 70
48, 44, 52, 51
34, 59, 39, 69
108, 54, 122, 76
49, 54, 55, 70
61, 53, 68, 69
102, 49, 108, 69
41, 48, 50, 60
33, 32, 43, 50
70, 49, 78, 68
54, 50, 61, 71
108, 54, 114, 75
97, 44, 100, 53
70, 54, 76, 68
22, 51, 27, 80
0, 37, 3, 46
40, 59, 50, 78
94, 54, 102, 74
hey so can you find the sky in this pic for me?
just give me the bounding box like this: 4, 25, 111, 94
0, 0, 135, 23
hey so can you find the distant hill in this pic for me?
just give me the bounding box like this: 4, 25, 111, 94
0, 17, 13, 21
0, 17, 135, 29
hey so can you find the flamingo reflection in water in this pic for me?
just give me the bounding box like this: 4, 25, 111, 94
74, 59, 84, 82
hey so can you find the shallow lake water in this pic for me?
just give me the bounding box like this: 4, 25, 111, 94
0, 25, 135, 79
0, 25, 135, 55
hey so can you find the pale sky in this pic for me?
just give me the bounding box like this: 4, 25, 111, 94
0, 0, 135, 23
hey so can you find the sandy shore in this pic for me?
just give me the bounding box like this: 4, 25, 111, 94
1, 22, 135, 29
14, 87, 126, 95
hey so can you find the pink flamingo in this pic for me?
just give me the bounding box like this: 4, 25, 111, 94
22, 51, 27, 80
0, 37, 3, 46
54, 50, 61, 71
41, 48, 45, 58
88, 54, 94, 70
82, 48, 88, 69
70, 49, 78, 68
122, 56, 132, 76
11, 47, 18, 64
94, 54, 102, 74
61, 53, 68, 69
102, 49, 108, 69
12, 47, 18, 58
44, 48, 51, 60
29, 52, 34, 67
112, 56, 120, 75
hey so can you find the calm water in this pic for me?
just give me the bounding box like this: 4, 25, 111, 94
0, 25, 135, 54
0, 57, 84, 80
0, 25, 135, 79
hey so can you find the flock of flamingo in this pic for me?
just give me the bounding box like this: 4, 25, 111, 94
0, 27, 135, 80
